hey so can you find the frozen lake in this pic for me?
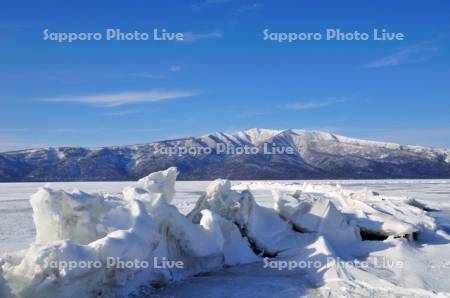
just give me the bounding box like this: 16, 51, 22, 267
1, 179, 449, 254
1, 178, 450, 297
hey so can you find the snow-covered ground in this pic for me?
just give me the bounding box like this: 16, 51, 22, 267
1, 174, 449, 297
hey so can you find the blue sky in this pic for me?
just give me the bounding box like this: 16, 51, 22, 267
1, 0, 450, 151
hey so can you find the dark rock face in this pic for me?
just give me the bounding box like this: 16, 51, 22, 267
1, 129, 449, 182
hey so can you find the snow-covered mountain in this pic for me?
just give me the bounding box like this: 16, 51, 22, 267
1, 128, 450, 181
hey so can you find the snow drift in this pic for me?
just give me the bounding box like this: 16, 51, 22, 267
272, 190, 361, 247
1, 168, 448, 297
1, 168, 260, 297
188, 179, 306, 257
235, 181, 436, 240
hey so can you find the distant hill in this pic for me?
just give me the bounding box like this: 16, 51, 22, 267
1, 128, 449, 181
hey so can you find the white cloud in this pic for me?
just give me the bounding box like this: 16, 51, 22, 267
40, 90, 200, 107
181, 31, 222, 42
105, 109, 142, 116
0, 128, 29, 132
236, 2, 263, 13
41, 128, 107, 133
364, 41, 439, 68
117, 128, 162, 133
282, 97, 349, 110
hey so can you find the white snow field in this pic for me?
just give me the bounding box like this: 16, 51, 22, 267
0, 169, 449, 297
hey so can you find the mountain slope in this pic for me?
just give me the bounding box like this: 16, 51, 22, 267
1, 128, 449, 181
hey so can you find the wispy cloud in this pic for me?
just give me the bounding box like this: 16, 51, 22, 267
181, 31, 222, 42
105, 109, 142, 116
117, 128, 162, 133
1, 127, 159, 134
236, 2, 263, 13
126, 72, 166, 79
282, 97, 350, 110
169, 65, 182, 72
0, 128, 29, 132
191, 0, 235, 9
0, 24, 28, 30
40, 128, 108, 133
33, 68, 178, 81
39, 90, 200, 107
364, 41, 439, 69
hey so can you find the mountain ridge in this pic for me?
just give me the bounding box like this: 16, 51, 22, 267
1, 128, 449, 182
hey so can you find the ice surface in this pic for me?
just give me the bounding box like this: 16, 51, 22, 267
0, 174, 449, 297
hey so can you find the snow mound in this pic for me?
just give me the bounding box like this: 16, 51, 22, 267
135, 166, 178, 202
235, 181, 436, 240
273, 190, 361, 247
30, 187, 110, 245
199, 210, 259, 265
4, 199, 162, 297
188, 179, 307, 256
1, 169, 260, 297
308, 184, 436, 239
